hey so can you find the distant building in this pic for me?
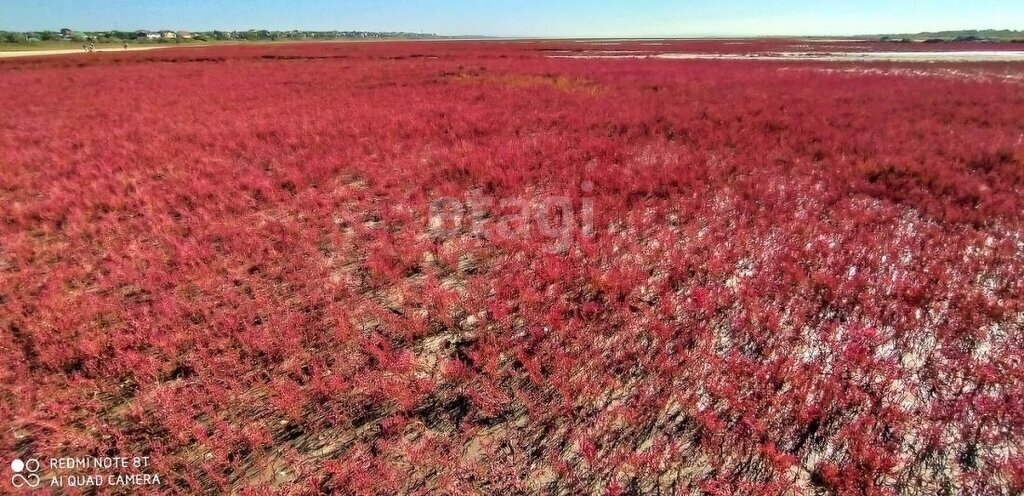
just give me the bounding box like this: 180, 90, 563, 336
177, 31, 192, 39
160, 30, 177, 39
60, 28, 74, 38
136, 30, 161, 40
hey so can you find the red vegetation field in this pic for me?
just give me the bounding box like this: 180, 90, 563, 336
2, 41, 1023, 494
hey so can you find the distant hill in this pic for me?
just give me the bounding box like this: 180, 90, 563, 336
871, 29, 1024, 43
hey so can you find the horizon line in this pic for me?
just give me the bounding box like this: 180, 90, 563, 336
2, 26, 1020, 39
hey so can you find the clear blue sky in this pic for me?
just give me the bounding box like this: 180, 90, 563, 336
2, 0, 1022, 37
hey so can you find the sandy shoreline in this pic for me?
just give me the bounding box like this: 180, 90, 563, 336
7, 44, 1024, 63
0, 46, 170, 58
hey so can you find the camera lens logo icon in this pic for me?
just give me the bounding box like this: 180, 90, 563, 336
11, 458, 41, 489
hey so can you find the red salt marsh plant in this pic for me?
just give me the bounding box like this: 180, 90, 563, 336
427, 181, 596, 253
0, 40, 1022, 494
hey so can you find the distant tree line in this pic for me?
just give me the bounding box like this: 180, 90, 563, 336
0, 28, 440, 44
215, 30, 440, 41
